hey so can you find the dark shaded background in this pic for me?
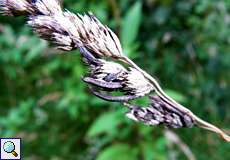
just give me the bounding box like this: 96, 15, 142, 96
0, 0, 229, 159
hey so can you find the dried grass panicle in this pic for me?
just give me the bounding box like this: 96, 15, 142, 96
32, 0, 62, 15
64, 11, 123, 57
80, 46, 154, 100
0, 0, 123, 56
0, 0, 62, 16
88, 60, 154, 96
126, 96, 194, 128
0, 0, 230, 142
31, 6, 123, 55
28, 14, 77, 51
0, 0, 33, 16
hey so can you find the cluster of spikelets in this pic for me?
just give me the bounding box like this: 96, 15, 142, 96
0, 0, 190, 128
1, 0, 230, 141
0, 0, 123, 55
126, 96, 194, 128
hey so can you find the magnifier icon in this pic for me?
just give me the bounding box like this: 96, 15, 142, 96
3, 141, 18, 157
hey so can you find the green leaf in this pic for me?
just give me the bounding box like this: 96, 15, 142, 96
1, 26, 15, 46
87, 110, 123, 137
121, 2, 142, 49
165, 89, 187, 103
25, 40, 47, 62
96, 144, 137, 160
141, 141, 155, 160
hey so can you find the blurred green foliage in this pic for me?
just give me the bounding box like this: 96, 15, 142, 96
0, 0, 230, 159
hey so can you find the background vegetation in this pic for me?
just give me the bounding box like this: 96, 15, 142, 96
0, 0, 230, 159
